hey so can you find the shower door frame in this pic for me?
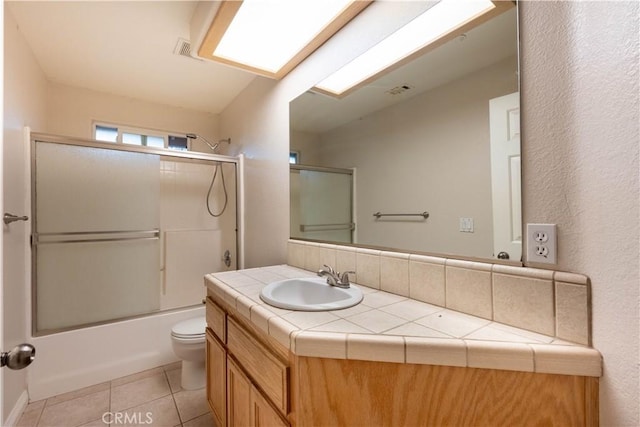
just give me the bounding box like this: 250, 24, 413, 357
29, 132, 241, 336
290, 163, 355, 243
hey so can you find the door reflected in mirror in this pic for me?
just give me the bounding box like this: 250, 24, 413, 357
290, 3, 521, 262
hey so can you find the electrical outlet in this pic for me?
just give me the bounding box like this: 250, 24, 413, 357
527, 224, 557, 264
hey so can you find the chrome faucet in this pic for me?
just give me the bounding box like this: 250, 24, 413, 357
317, 264, 355, 289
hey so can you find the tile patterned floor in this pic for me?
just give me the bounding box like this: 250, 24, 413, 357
15, 363, 216, 427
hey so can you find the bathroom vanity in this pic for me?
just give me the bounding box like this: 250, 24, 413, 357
204, 263, 600, 426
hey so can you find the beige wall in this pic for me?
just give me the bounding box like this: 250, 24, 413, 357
305, 57, 517, 258
46, 83, 221, 154
2, 8, 48, 422
520, 2, 639, 425
220, 1, 435, 268
221, 1, 639, 424
289, 129, 321, 165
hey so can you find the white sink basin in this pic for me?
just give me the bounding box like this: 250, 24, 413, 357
260, 277, 363, 311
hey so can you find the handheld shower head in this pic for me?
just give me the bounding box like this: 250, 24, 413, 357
185, 133, 231, 153
184, 133, 231, 218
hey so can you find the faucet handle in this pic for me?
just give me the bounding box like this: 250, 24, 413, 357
339, 271, 355, 285
322, 264, 336, 275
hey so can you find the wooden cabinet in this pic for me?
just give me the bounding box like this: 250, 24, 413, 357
226, 318, 288, 414
205, 329, 226, 427
206, 291, 598, 426
227, 356, 289, 427
206, 297, 290, 427
250, 385, 289, 427
227, 357, 252, 427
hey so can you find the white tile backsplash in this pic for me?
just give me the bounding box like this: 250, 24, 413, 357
318, 244, 338, 270
445, 266, 492, 320
493, 273, 554, 336
287, 240, 592, 346
380, 253, 410, 296
409, 257, 445, 306
555, 282, 590, 345
355, 251, 381, 289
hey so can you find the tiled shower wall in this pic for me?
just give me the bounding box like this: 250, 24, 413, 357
288, 240, 591, 346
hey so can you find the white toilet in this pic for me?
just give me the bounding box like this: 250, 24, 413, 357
170, 316, 207, 390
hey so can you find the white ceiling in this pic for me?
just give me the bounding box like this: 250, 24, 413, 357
7, 1, 257, 114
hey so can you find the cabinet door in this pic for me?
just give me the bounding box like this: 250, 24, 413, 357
250, 387, 289, 427
206, 330, 226, 427
227, 357, 251, 427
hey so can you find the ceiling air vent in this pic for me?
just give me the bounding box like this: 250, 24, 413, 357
386, 85, 413, 96
174, 38, 193, 58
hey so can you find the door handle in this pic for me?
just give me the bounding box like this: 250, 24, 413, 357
1, 344, 35, 370
3, 213, 29, 225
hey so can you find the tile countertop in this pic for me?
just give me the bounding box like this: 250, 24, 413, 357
205, 265, 602, 377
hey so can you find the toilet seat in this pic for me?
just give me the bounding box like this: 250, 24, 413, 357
171, 334, 205, 344
171, 317, 206, 340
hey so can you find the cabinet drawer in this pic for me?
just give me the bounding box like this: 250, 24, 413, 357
227, 317, 289, 415
206, 297, 226, 342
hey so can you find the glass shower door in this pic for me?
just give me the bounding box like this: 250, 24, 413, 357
33, 142, 161, 333
290, 166, 353, 243
31, 137, 239, 335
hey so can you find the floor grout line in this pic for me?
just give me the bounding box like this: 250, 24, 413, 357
22, 365, 212, 427
166, 369, 184, 427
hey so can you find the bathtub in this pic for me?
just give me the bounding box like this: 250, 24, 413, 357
27, 306, 204, 401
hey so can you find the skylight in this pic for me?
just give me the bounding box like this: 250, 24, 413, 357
199, 0, 370, 79
315, 0, 501, 97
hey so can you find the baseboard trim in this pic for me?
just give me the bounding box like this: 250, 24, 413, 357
4, 389, 29, 427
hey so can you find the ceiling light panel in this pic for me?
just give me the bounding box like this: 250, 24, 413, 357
315, 0, 508, 97
199, 0, 370, 79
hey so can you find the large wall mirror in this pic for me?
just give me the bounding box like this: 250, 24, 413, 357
290, 2, 521, 263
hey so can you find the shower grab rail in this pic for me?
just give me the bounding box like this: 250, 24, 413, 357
373, 211, 429, 219
33, 229, 160, 245
300, 222, 355, 232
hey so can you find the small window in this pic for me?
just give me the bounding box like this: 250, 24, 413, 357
95, 125, 118, 143
146, 135, 165, 148
93, 122, 188, 151
168, 136, 189, 151
122, 133, 143, 145
289, 151, 299, 164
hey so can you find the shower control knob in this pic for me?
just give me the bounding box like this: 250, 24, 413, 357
1, 343, 36, 370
